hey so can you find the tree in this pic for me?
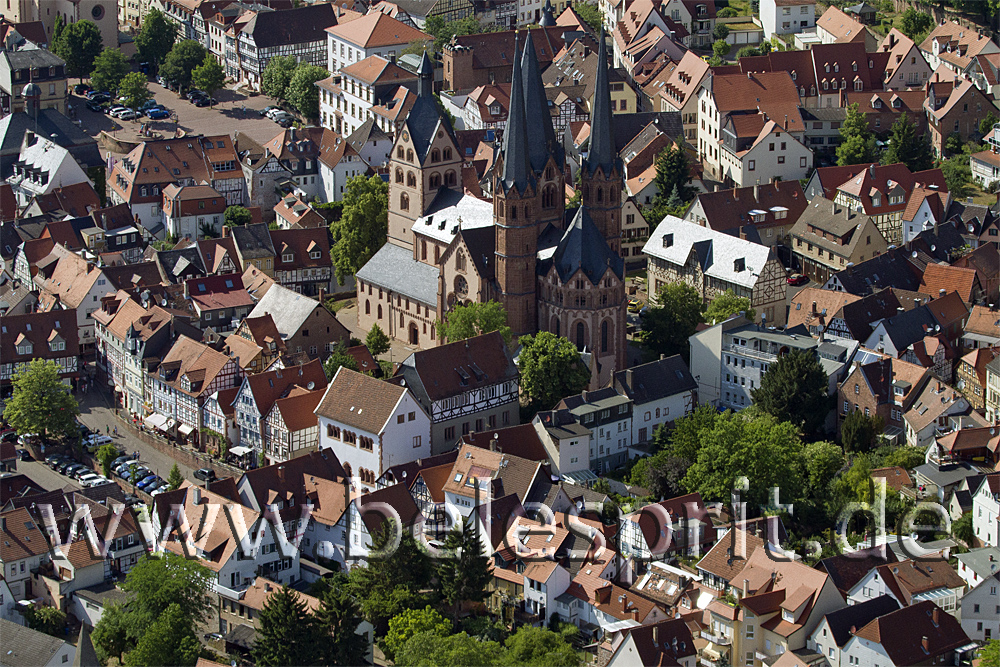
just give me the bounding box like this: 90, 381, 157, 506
191, 53, 225, 105
53, 14, 64, 45
953, 511, 974, 544
898, 7, 932, 41
517, 331, 590, 411
665, 404, 720, 462
944, 131, 965, 156
329, 174, 388, 281
160, 40, 207, 92
751, 348, 829, 434
704, 290, 755, 325
287, 64, 329, 119
940, 156, 973, 199
881, 113, 933, 172
261, 55, 298, 101
649, 144, 695, 221
802, 440, 844, 490
384, 607, 451, 661
641, 282, 703, 360
836, 454, 874, 504
166, 463, 184, 490
253, 586, 325, 667
713, 23, 730, 41
25, 605, 66, 637
713, 39, 730, 59
425, 15, 481, 51
979, 639, 1000, 667
3, 359, 80, 439
979, 111, 999, 137
92, 603, 130, 663
573, 2, 604, 31
224, 205, 252, 227
324, 342, 360, 379
437, 519, 493, 622
502, 626, 580, 667
54, 20, 102, 80
718, 6, 738, 16
96, 443, 119, 478
759, 40, 772, 55
316, 583, 369, 666
396, 631, 500, 667
365, 323, 391, 358
837, 103, 877, 166
90, 48, 131, 93
682, 411, 805, 509
629, 453, 690, 500
439, 300, 512, 345
118, 72, 151, 112
840, 410, 884, 453
736, 46, 761, 59
135, 9, 177, 73
124, 603, 202, 667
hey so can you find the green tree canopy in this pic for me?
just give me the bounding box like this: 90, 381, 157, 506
124, 603, 201, 667
384, 607, 451, 661
316, 582, 369, 666
288, 64, 329, 119
718, 6, 738, 16
736, 45, 761, 59
253, 586, 325, 667
898, 7, 932, 41
160, 40, 207, 92
261, 55, 298, 101
365, 323, 391, 357
437, 519, 493, 622
751, 348, 829, 434
952, 511, 974, 544
713, 23, 730, 41
135, 9, 176, 72
980, 639, 1000, 667
25, 606, 66, 637
118, 72, 151, 111
96, 443, 119, 478
396, 631, 501, 667
425, 16, 481, 51
836, 454, 874, 504
881, 113, 933, 172
940, 156, 973, 199
980, 111, 999, 137
90, 48, 131, 93
3, 359, 80, 439
649, 144, 696, 220
641, 282, 703, 360
191, 53, 225, 102
665, 404, 720, 462
55, 20, 102, 79
224, 205, 252, 227
802, 440, 844, 490
682, 410, 805, 509
841, 410, 885, 453
704, 290, 755, 325
628, 452, 691, 500
573, 2, 604, 30
91, 603, 129, 663
324, 342, 360, 378
439, 300, 512, 345
518, 331, 590, 411
501, 626, 580, 667
837, 103, 877, 166
713, 39, 730, 58
330, 174, 388, 281
166, 463, 184, 490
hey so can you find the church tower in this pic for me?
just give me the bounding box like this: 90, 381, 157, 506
579, 30, 623, 255
494, 35, 540, 337
521, 29, 566, 234
386, 51, 462, 253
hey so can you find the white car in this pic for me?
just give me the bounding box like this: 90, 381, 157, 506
118, 109, 140, 120
83, 476, 111, 488
265, 107, 285, 119
77, 473, 102, 485
17, 433, 38, 445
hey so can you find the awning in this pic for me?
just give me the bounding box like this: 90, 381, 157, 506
229, 446, 252, 456
160, 418, 176, 432
144, 414, 167, 429
177, 423, 195, 436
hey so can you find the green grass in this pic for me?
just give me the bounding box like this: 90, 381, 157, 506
967, 182, 998, 206
325, 296, 356, 314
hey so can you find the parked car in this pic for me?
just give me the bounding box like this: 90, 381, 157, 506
194, 468, 216, 482
17, 449, 32, 461
0, 430, 16, 443
185, 89, 205, 100
786, 273, 809, 286
106, 105, 127, 116
118, 109, 141, 120
78, 473, 102, 485
146, 107, 170, 119
17, 433, 38, 446
64, 464, 87, 478
47, 454, 68, 467
74, 83, 92, 95
261, 105, 280, 117
123, 467, 149, 482
85, 100, 105, 112
56, 460, 77, 474
136, 475, 160, 490
265, 107, 287, 120
87, 91, 111, 101
146, 479, 167, 493
123, 494, 143, 507
139, 99, 160, 111
276, 117, 293, 128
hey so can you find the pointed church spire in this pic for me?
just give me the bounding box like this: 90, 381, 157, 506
521, 30, 559, 174
501, 34, 532, 193
586, 29, 615, 175
539, 0, 555, 26
417, 50, 434, 98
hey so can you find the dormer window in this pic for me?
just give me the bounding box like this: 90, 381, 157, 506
181, 375, 191, 391
782, 610, 795, 623
17, 342, 32, 355
892, 98, 901, 108
310, 250, 321, 259
282, 252, 293, 262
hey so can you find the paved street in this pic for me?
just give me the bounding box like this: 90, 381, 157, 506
72, 82, 293, 149
17, 458, 82, 492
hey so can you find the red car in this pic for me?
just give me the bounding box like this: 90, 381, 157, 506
787, 273, 809, 286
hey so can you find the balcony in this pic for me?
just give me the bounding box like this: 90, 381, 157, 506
756, 651, 771, 663
700, 630, 732, 645
725, 343, 777, 363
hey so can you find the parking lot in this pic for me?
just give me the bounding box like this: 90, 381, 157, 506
72, 81, 299, 148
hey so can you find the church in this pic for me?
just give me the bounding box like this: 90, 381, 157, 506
355, 31, 628, 385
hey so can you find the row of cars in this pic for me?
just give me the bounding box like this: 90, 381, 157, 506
82, 90, 171, 120
183, 88, 217, 107
260, 105, 295, 128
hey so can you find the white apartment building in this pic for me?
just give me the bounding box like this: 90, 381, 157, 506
760, 0, 815, 38
325, 13, 428, 74
973, 475, 999, 547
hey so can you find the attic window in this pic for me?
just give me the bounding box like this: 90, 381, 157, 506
662, 233, 673, 248
454, 473, 463, 483
733, 258, 745, 272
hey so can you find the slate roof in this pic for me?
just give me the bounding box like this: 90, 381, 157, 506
854, 600, 970, 664
0, 618, 71, 667
153, 246, 207, 284
461, 424, 550, 462
247, 283, 324, 337
231, 223, 275, 260
356, 242, 439, 305
821, 595, 900, 647
828, 251, 922, 295
354, 483, 421, 533
240, 3, 340, 47
613, 354, 696, 405
540, 206, 624, 284
0, 110, 101, 177
448, 25, 566, 73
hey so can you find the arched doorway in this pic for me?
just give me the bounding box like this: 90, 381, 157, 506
575, 322, 586, 350
409, 323, 419, 345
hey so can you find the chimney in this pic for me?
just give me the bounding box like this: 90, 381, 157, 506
812, 301, 817, 314
631, 608, 640, 621
921, 636, 930, 653
850, 625, 857, 634
742, 578, 749, 597
581, 389, 588, 402
754, 183, 760, 201
626, 368, 634, 388
714, 184, 720, 192
193, 487, 202, 505
622, 593, 628, 613
783, 114, 788, 130
222, 226, 229, 238
490, 436, 498, 452
869, 163, 875, 178
652, 625, 659, 646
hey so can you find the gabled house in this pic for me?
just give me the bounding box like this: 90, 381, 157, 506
919, 20, 1000, 74
956, 347, 999, 411
273, 192, 326, 230
619, 493, 716, 560
841, 601, 971, 666
390, 331, 519, 453
315, 367, 431, 490
878, 29, 932, 89
612, 355, 696, 445
790, 198, 888, 284
183, 273, 255, 332
6, 131, 90, 206
605, 618, 697, 667
972, 473, 999, 547
837, 356, 929, 443
924, 75, 998, 157
0, 507, 50, 601
902, 379, 969, 449
807, 595, 901, 667
684, 180, 808, 249
246, 283, 350, 359
846, 560, 966, 614
960, 571, 999, 642
270, 227, 333, 297
441, 442, 546, 517
162, 184, 227, 241
0, 309, 80, 392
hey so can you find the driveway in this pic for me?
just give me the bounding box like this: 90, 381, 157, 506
73, 82, 295, 149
